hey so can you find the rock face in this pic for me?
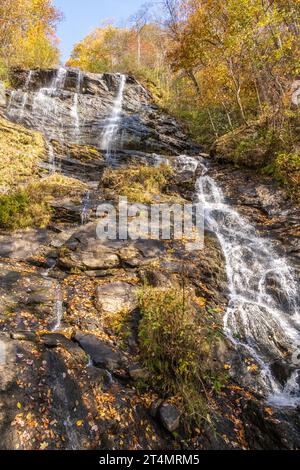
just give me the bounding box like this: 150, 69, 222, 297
6, 68, 200, 158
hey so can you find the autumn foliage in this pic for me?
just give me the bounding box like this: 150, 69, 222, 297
0, 0, 61, 78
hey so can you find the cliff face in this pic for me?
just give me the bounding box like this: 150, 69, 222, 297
7, 68, 199, 157
0, 68, 299, 450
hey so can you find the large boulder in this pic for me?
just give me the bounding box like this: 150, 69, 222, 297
96, 282, 138, 314
59, 240, 120, 271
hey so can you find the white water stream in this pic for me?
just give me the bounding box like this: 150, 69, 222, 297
71, 70, 82, 142
192, 160, 300, 406
101, 74, 126, 162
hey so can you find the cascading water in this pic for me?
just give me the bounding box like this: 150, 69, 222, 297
32, 67, 67, 136
71, 70, 82, 142
0, 340, 5, 365
193, 161, 300, 406
101, 74, 126, 163
7, 70, 33, 121
51, 283, 64, 331
80, 190, 91, 225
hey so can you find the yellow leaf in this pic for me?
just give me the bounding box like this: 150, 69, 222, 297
40, 441, 48, 450
17, 402, 22, 409
76, 420, 84, 427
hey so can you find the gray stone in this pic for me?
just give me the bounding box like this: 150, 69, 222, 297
74, 332, 122, 371
41, 333, 87, 362
96, 282, 138, 314
59, 240, 120, 271
150, 399, 163, 418
159, 403, 181, 432
7, 69, 201, 155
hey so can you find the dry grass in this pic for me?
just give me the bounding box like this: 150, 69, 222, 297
33, 173, 88, 198
102, 164, 175, 204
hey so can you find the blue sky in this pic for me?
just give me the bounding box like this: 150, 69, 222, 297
54, 0, 148, 63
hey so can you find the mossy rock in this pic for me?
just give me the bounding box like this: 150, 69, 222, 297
101, 163, 177, 204
52, 141, 103, 162
211, 119, 276, 168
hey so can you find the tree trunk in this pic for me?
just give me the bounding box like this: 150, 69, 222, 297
221, 101, 233, 129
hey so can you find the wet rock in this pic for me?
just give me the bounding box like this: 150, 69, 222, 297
86, 365, 114, 387
59, 241, 120, 271
41, 333, 87, 362
96, 282, 138, 314
74, 332, 122, 371
7, 69, 200, 156
270, 360, 293, 386
159, 403, 181, 432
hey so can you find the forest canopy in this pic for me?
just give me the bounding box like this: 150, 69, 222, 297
0, 0, 61, 78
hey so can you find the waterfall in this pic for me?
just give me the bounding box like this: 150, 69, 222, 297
47, 141, 56, 174
101, 74, 126, 162
194, 167, 300, 406
32, 67, 67, 135
19, 70, 33, 119
8, 70, 33, 120
71, 70, 82, 142
51, 283, 64, 331
80, 190, 90, 225
7, 90, 16, 114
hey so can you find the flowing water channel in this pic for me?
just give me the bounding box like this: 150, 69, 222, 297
194, 160, 300, 406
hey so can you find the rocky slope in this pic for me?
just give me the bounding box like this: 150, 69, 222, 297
0, 68, 299, 450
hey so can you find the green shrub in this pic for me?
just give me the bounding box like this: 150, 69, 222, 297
138, 286, 207, 430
